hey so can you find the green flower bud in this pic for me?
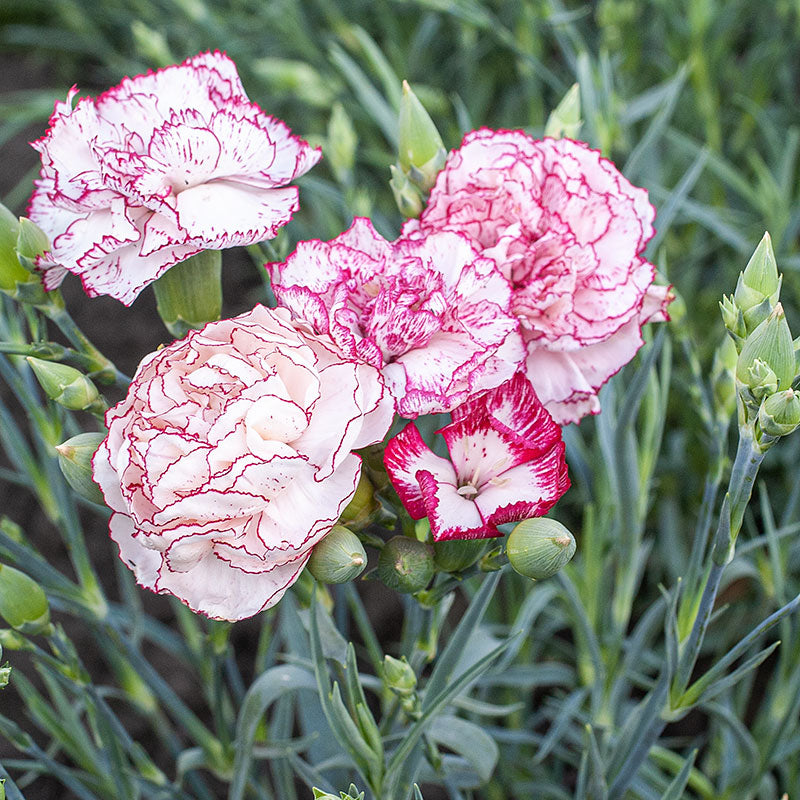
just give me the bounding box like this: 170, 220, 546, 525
27, 357, 101, 411
0, 204, 29, 294
720, 295, 746, 347
736, 304, 795, 391
736, 232, 780, 301
744, 359, 779, 403
15, 217, 51, 270
759, 389, 800, 438
711, 335, 738, 420
389, 165, 423, 218
307, 525, 366, 584
327, 103, 358, 183
397, 80, 446, 192
506, 518, 576, 580
544, 83, 582, 140
339, 471, 379, 529
153, 250, 222, 338
0, 563, 51, 635
382, 654, 417, 695
0, 663, 10, 690
433, 538, 487, 573
55, 432, 106, 505
377, 536, 434, 594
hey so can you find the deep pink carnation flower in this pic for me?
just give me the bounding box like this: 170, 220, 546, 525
92, 305, 393, 620
403, 129, 672, 424
268, 217, 525, 418
29, 51, 321, 305
384, 373, 569, 540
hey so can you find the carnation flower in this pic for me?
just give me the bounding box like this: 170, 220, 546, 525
384, 373, 569, 540
29, 51, 320, 305
92, 305, 393, 620
403, 129, 671, 424
268, 217, 524, 418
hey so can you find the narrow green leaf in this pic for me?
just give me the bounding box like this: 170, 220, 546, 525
659, 749, 696, 800
427, 715, 498, 783
229, 665, 317, 800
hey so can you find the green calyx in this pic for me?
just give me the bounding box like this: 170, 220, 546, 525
377, 535, 434, 594
307, 526, 367, 584
506, 518, 576, 581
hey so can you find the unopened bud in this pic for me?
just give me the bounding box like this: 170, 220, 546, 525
734, 232, 781, 332
720, 295, 746, 347
736, 304, 795, 391
390, 165, 423, 218
433, 538, 487, 573
398, 81, 446, 192
0, 563, 51, 635
327, 103, 358, 183
55, 432, 106, 504
0, 204, 29, 294
544, 83, 582, 139
382, 654, 417, 695
711, 335, 737, 420
377, 536, 434, 594
307, 526, 366, 584
15, 217, 50, 270
0, 662, 9, 689
506, 518, 576, 580
759, 390, 800, 438
27, 357, 101, 411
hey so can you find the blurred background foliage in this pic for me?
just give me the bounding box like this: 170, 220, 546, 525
2, 0, 800, 798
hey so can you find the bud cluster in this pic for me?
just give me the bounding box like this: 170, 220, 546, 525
719, 232, 800, 451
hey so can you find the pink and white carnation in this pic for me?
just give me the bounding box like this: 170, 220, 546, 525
268, 217, 525, 418
384, 373, 569, 540
92, 305, 393, 620
402, 129, 672, 424
29, 51, 321, 305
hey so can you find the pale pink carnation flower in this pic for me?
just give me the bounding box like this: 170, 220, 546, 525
29, 51, 321, 305
403, 129, 672, 424
384, 373, 569, 540
92, 305, 393, 620
268, 217, 525, 418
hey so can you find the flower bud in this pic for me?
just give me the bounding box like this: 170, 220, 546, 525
433, 538, 487, 573
382, 654, 417, 695
0, 661, 10, 689
15, 217, 50, 270
719, 295, 746, 347
544, 83, 582, 140
397, 80, 446, 193
0, 563, 51, 635
0, 204, 29, 294
327, 103, 358, 183
389, 165, 423, 218
307, 525, 367, 584
734, 232, 781, 332
759, 389, 800, 438
506, 518, 576, 580
55, 432, 106, 505
27, 357, 101, 411
736, 304, 795, 391
153, 250, 222, 338
377, 535, 434, 594
339, 471, 379, 529
711, 335, 737, 420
